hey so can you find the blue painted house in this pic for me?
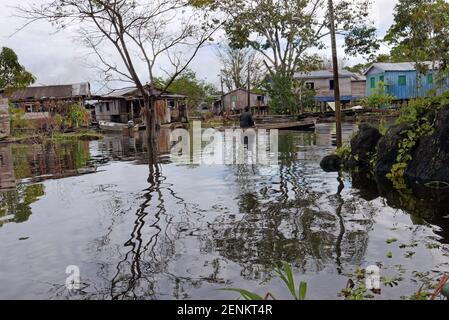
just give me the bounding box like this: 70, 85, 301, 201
364, 62, 449, 100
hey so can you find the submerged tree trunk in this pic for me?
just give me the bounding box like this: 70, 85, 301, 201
143, 94, 159, 167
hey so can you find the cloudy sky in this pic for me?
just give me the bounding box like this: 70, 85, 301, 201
0, 0, 398, 93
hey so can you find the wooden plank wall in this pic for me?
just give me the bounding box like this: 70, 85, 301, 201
0, 99, 10, 139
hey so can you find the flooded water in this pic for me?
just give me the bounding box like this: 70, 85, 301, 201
0, 123, 448, 300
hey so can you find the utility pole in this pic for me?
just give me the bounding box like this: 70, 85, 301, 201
328, 0, 342, 148
220, 75, 224, 113
247, 65, 251, 111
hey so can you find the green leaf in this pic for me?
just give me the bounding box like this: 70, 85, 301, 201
298, 281, 307, 300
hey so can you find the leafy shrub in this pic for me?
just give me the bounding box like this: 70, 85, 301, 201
362, 81, 395, 109
66, 104, 90, 128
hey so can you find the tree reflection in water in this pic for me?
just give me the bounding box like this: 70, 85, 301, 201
209, 132, 374, 282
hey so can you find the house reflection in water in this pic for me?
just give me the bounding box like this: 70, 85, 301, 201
0, 141, 93, 228
0, 144, 16, 192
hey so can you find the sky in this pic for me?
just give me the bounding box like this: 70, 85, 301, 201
0, 0, 398, 93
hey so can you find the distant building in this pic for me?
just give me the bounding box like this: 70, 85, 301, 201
1, 83, 91, 113
364, 62, 449, 100
218, 88, 268, 115
94, 86, 187, 125
294, 70, 366, 106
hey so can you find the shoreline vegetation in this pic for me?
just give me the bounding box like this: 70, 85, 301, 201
1, 102, 104, 144
0, 130, 104, 144
322, 92, 449, 192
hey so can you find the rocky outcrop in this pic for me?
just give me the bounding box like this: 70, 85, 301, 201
405, 107, 449, 184
348, 123, 382, 168
320, 105, 449, 189
375, 123, 412, 176
320, 154, 341, 172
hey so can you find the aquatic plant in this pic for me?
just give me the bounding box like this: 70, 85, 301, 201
221, 261, 307, 300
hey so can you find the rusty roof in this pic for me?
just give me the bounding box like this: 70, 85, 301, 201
6, 83, 91, 101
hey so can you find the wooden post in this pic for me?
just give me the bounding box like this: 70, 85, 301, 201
328, 0, 342, 148
220, 75, 225, 113
247, 66, 251, 111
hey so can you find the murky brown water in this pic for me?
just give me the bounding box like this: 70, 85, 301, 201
0, 123, 448, 300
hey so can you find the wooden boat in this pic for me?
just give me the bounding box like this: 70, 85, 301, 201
256, 119, 316, 131
98, 121, 139, 133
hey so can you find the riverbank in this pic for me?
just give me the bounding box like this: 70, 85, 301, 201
0, 129, 104, 144
321, 93, 449, 192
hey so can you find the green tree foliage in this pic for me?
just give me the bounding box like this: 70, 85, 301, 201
385, 0, 449, 75
362, 81, 394, 109
203, 0, 378, 114
0, 47, 35, 91
212, 0, 378, 76
263, 74, 296, 114
66, 104, 90, 128
156, 70, 218, 110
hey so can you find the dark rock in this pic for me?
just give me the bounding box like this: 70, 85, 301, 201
320, 154, 341, 172
348, 123, 382, 168
375, 123, 412, 176
406, 107, 449, 184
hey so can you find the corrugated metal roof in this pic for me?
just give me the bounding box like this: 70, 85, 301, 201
351, 74, 366, 81
294, 70, 354, 79
7, 82, 91, 101
101, 86, 186, 100
102, 87, 137, 98
364, 61, 441, 75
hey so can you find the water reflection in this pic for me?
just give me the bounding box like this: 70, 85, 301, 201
208, 133, 373, 282
0, 124, 448, 300
351, 171, 449, 243
0, 141, 95, 228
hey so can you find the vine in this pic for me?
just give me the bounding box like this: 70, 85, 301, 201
387, 121, 434, 189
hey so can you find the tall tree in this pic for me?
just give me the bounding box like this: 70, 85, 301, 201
202, 0, 379, 113
0, 47, 35, 91
17, 0, 220, 163
211, 0, 378, 77
385, 0, 449, 93
217, 44, 265, 91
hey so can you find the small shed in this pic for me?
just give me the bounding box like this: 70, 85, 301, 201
219, 88, 268, 115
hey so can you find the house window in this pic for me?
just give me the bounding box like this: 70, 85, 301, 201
99, 106, 102, 113
398, 75, 407, 86
427, 74, 433, 85
306, 82, 315, 90
370, 77, 376, 89
379, 75, 384, 83
231, 96, 237, 102
106, 102, 110, 112
329, 80, 334, 90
